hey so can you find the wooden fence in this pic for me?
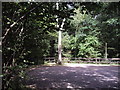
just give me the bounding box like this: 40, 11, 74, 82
44, 57, 120, 64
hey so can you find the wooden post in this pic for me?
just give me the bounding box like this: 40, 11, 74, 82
96, 59, 97, 64
105, 43, 108, 61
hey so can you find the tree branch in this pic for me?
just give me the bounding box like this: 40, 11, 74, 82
2, 4, 40, 41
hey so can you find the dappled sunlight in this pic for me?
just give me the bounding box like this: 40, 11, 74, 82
64, 63, 90, 68
29, 67, 37, 71
24, 65, 120, 89
26, 84, 37, 89
66, 83, 74, 88
41, 78, 49, 81
64, 63, 111, 68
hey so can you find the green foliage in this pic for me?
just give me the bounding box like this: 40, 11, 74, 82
62, 32, 72, 57
2, 2, 120, 89
78, 35, 101, 58
2, 2, 76, 89
96, 2, 120, 57
68, 6, 102, 58
3, 64, 28, 90
62, 2, 120, 59
2, 2, 57, 89
70, 7, 86, 32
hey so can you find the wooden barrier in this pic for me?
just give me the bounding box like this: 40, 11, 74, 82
44, 57, 120, 64
44, 57, 56, 62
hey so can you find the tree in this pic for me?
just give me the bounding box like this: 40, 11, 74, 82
70, 7, 102, 58
2, 2, 57, 89
2, 2, 120, 89
55, 2, 75, 64
2, 2, 75, 89
96, 2, 120, 58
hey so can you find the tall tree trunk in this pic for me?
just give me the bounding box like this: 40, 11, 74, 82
56, 3, 66, 65
56, 2, 62, 65
58, 30, 62, 64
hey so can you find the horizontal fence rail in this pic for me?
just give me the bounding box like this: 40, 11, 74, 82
44, 57, 120, 64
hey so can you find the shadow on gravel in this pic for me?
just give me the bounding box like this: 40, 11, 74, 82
24, 65, 120, 89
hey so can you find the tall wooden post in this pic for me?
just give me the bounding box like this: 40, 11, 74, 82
105, 43, 108, 60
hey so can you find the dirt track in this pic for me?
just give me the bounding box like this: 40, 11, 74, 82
24, 64, 120, 89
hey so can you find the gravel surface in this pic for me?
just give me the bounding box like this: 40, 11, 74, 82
24, 64, 120, 89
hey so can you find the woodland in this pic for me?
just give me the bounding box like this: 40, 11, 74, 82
2, 2, 120, 89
